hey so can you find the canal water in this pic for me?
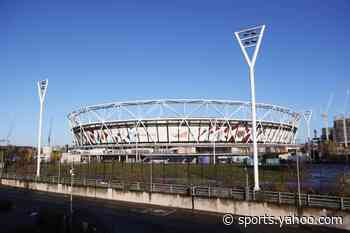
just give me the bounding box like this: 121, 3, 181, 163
299, 163, 350, 194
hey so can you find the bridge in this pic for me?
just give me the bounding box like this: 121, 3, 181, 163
1, 174, 349, 231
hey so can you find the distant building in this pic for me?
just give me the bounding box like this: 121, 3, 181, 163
231, 155, 250, 164
60, 152, 82, 163
333, 117, 350, 145
267, 158, 281, 165
42, 146, 52, 162
310, 137, 321, 160
321, 127, 333, 141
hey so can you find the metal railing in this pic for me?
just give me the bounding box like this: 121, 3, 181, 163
1, 173, 349, 211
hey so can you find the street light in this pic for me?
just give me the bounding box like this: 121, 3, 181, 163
150, 154, 153, 194
36, 79, 48, 177
69, 167, 75, 231
234, 25, 265, 191
296, 153, 302, 207
135, 130, 139, 162
212, 120, 218, 165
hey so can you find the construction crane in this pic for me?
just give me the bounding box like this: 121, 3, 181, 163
321, 93, 333, 141
343, 90, 349, 147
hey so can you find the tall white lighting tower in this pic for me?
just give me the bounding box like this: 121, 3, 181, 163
321, 93, 333, 141
303, 110, 312, 156
343, 90, 349, 147
234, 25, 265, 191
36, 79, 48, 177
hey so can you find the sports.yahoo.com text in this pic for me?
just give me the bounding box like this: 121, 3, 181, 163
222, 213, 343, 228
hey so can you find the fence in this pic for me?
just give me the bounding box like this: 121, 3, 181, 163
0, 161, 326, 191
1, 173, 350, 211
2, 160, 350, 196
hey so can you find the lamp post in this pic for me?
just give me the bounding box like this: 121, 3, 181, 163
69, 167, 75, 231
150, 154, 153, 193
343, 116, 348, 148
136, 130, 139, 162
296, 153, 301, 207
212, 120, 217, 165
234, 25, 265, 191
36, 79, 48, 177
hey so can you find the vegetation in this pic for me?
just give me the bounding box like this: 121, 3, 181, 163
4, 160, 350, 195
320, 141, 350, 162
50, 150, 62, 162
4, 161, 311, 193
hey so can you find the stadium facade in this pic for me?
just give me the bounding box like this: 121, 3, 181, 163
68, 99, 301, 159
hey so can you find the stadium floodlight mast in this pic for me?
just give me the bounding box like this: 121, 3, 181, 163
303, 110, 312, 156
36, 79, 48, 177
234, 25, 265, 191
343, 90, 349, 147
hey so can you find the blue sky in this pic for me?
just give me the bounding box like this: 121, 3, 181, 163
1, 0, 349, 146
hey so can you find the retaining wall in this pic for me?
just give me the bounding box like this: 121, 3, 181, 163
1, 178, 349, 230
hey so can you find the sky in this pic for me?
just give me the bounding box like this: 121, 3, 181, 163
0, 0, 349, 146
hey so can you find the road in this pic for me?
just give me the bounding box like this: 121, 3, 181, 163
0, 185, 348, 233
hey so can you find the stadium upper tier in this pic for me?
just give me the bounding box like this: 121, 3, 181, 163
68, 99, 301, 146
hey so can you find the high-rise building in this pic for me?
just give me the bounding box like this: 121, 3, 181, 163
333, 117, 350, 144
321, 127, 333, 141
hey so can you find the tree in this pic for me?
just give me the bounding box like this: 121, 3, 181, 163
21, 148, 34, 162
51, 150, 62, 162
320, 141, 338, 161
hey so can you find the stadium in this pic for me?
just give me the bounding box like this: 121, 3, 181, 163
67, 99, 301, 162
